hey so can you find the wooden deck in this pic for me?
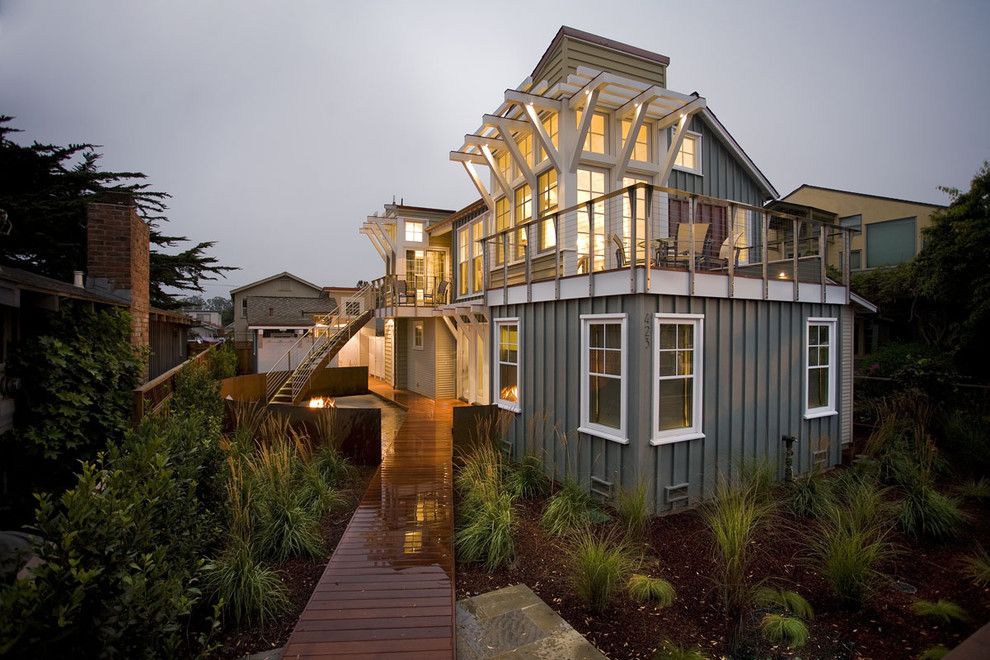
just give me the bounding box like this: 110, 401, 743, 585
282, 380, 458, 659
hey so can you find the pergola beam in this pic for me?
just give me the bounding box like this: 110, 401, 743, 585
616, 87, 662, 118
571, 87, 601, 173
449, 150, 488, 166
504, 89, 562, 112
482, 113, 529, 133
493, 117, 536, 188
460, 160, 495, 211
659, 114, 692, 186
615, 101, 649, 181
479, 144, 512, 198
519, 102, 560, 170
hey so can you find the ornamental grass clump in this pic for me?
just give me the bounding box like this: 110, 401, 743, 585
897, 482, 966, 541
653, 640, 708, 660
454, 441, 517, 570
616, 482, 651, 541
508, 453, 550, 500
627, 573, 676, 607
542, 478, 598, 537
962, 545, 990, 587
788, 467, 832, 519
911, 599, 970, 624
567, 527, 636, 613
754, 587, 814, 649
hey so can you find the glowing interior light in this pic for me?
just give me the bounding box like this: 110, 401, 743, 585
777, 271, 788, 279
308, 397, 333, 408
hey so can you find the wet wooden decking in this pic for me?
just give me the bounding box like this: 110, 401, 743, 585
282, 380, 459, 659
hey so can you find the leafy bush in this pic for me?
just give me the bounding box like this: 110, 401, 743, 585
508, 454, 549, 500
0, 410, 223, 657
760, 613, 809, 649
172, 358, 224, 422
616, 483, 651, 541
567, 527, 635, 613
962, 545, 990, 587
806, 498, 894, 606
627, 574, 676, 607
542, 479, 598, 537
897, 483, 966, 541
653, 640, 708, 660
911, 599, 969, 624
206, 341, 238, 380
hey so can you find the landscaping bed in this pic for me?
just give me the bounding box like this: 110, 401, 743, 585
456, 491, 990, 659
212, 465, 374, 659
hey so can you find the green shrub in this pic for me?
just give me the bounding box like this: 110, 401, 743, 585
0, 411, 223, 657
962, 545, 990, 587
789, 468, 832, 518
760, 613, 810, 649
567, 527, 635, 613
897, 483, 966, 541
206, 342, 238, 380
172, 359, 224, 422
455, 489, 516, 570
956, 477, 990, 499
627, 574, 676, 607
912, 599, 969, 624
205, 536, 288, 626
542, 479, 597, 537
653, 640, 708, 660
508, 454, 549, 500
807, 499, 894, 606
701, 477, 774, 617
739, 459, 777, 503
616, 483, 651, 540
918, 645, 951, 660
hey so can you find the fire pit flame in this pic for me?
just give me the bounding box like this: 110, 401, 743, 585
308, 397, 334, 408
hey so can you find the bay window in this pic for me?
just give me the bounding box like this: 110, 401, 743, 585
494, 318, 520, 411
805, 318, 837, 418
653, 314, 704, 444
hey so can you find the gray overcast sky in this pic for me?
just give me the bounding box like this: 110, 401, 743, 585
2, 0, 988, 297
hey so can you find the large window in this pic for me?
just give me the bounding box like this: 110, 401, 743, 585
513, 134, 533, 180
674, 132, 701, 172
621, 119, 650, 161
458, 227, 469, 296
866, 216, 916, 267
580, 314, 627, 443
537, 169, 558, 251
496, 150, 511, 183
539, 111, 558, 161
494, 197, 510, 265
514, 184, 532, 260
413, 320, 424, 350
622, 176, 649, 263
405, 220, 424, 242
805, 318, 837, 418
472, 221, 484, 293
576, 110, 607, 153
653, 314, 704, 444
576, 169, 606, 272
494, 318, 520, 411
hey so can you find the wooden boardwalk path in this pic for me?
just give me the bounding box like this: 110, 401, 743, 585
282, 380, 459, 659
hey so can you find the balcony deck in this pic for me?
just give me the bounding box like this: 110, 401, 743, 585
282, 379, 460, 659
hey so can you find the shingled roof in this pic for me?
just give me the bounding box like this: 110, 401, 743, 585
245, 295, 337, 328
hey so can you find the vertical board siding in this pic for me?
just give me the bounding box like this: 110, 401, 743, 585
407, 319, 438, 398
840, 306, 854, 448
394, 319, 408, 389
668, 115, 765, 206
493, 293, 846, 513
435, 320, 456, 398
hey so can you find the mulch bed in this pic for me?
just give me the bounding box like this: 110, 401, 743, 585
455, 483, 990, 659
211, 466, 375, 659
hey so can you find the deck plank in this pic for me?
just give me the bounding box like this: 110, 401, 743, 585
281, 379, 458, 659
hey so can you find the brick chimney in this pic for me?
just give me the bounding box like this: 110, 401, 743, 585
86, 200, 151, 354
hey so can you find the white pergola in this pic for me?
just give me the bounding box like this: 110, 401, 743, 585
450, 66, 708, 211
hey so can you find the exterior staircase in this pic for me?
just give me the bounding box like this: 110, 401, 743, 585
265, 284, 375, 405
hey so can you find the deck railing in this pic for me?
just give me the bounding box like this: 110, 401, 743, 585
478, 183, 853, 302
132, 341, 219, 424
370, 274, 450, 313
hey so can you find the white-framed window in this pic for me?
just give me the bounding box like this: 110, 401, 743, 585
653, 314, 704, 445
494, 318, 520, 412
413, 320, 424, 350
458, 227, 469, 296
579, 314, 627, 444
621, 118, 650, 162
576, 110, 608, 154
805, 317, 837, 418
673, 131, 701, 173
405, 220, 424, 242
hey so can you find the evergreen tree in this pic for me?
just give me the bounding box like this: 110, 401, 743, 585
0, 116, 236, 307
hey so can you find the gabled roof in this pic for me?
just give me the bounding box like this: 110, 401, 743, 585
700, 107, 779, 200
780, 184, 946, 209
230, 271, 323, 296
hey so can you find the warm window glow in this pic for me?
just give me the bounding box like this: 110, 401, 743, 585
539, 111, 558, 161
513, 134, 533, 179
576, 110, 607, 153
585, 320, 623, 430
514, 184, 532, 260
494, 197, 510, 265
413, 320, 424, 349
675, 133, 698, 171
405, 220, 424, 242
472, 221, 484, 292
576, 169, 606, 272
621, 176, 649, 262
496, 321, 519, 406
458, 228, 469, 296
657, 323, 695, 431
537, 169, 558, 250
496, 150, 511, 182
621, 119, 650, 161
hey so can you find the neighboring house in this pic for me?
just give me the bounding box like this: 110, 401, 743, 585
358, 26, 868, 513
187, 309, 223, 342
781, 185, 945, 272
1, 199, 194, 433
230, 272, 374, 374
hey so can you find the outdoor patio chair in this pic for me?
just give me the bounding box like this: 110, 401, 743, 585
393, 278, 410, 305
609, 233, 626, 268
662, 223, 711, 269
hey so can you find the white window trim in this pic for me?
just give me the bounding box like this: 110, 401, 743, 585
404, 220, 425, 243
493, 317, 521, 413
671, 130, 702, 175
804, 317, 838, 419
579, 313, 628, 444
652, 313, 705, 445
412, 320, 425, 350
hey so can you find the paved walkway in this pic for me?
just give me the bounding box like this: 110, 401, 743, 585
282, 380, 459, 659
